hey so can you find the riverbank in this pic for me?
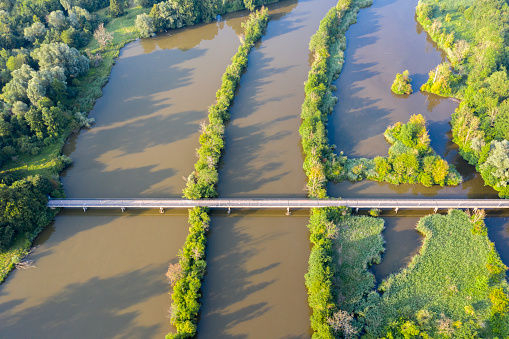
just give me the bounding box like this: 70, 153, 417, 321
0, 7, 151, 283
300, 0, 374, 336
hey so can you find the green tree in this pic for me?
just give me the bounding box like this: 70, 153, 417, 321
135, 13, 155, 38
31, 42, 89, 77
23, 22, 47, 43
109, 0, 125, 18
2, 64, 34, 104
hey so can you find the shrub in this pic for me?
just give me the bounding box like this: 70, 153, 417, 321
391, 70, 412, 95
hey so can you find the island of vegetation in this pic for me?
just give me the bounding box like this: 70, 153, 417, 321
330, 209, 509, 338
391, 70, 413, 95
416, 0, 509, 198
328, 114, 462, 187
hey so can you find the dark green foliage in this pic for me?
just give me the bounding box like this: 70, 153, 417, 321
182, 8, 269, 199
329, 115, 462, 187
391, 70, 412, 95
300, 1, 374, 337
300, 0, 372, 199
109, 0, 125, 17
0, 175, 53, 250
305, 207, 348, 339
166, 207, 209, 339
143, 0, 278, 34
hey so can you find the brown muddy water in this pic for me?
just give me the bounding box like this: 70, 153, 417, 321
0, 12, 250, 338
198, 0, 339, 337
1, 0, 508, 338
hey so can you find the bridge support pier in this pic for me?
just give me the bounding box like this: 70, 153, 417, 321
83, 207, 87, 212
160, 207, 165, 214
121, 207, 125, 213
395, 207, 399, 213
434, 207, 438, 213
227, 207, 231, 215
355, 207, 359, 213
286, 207, 291, 216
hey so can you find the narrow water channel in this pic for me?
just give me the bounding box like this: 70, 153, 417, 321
0, 13, 249, 338
198, 0, 339, 337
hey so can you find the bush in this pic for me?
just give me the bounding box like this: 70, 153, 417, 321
391, 70, 412, 95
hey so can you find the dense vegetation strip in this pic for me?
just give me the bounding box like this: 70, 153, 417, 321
165, 8, 269, 339
182, 7, 269, 199
416, 0, 509, 197
300, 0, 373, 199
300, 0, 374, 337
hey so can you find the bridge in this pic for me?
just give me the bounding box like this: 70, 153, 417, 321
48, 198, 509, 214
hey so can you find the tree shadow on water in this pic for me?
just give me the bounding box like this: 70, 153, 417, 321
0, 266, 167, 339
197, 217, 286, 338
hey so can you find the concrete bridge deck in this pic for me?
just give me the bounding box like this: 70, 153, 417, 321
48, 198, 509, 211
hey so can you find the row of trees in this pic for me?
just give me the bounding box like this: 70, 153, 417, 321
299, 1, 374, 338
135, 0, 278, 37
182, 7, 269, 199
300, 0, 372, 199
0, 0, 109, 258
166, 8, 270, 339
0, 175, 54, 251
416, 0, 509, 197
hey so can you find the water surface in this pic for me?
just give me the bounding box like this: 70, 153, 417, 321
0, 13, 249, 338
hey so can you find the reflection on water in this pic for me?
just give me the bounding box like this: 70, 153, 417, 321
139, 10, 250, 54
0, 211, 190, 338
326, 0, 505, 283
61, 13, 248, 198
198, 213, 311, 339
216, 0, 312, 198
485, 215, 509, 274
199, 0, 337, 337
327, 0, 497, 199
0, 13, 252, 339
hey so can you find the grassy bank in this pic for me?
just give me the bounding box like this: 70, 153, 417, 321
361, 210, 509, 338
166, 8, 269, 338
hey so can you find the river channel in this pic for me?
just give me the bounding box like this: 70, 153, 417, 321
1, 0, 509, 337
